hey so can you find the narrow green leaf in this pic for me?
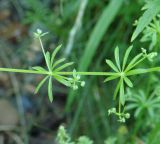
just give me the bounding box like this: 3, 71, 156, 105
106, 59, 119, 72
32, 66, 47, 72
45, 51, 52, 71
51, 44, 62, 66
114, 46, 121, 71
34, 76, 48, 94
52, 58, 66, 70
113, 79, 121, 100
125, 53, 143, 72
126, 69, 148, 76
122, 46, 133, 71
124, 76, 133, 87
120, 79, 125, 105
54, 75, 71, 87
54, 62, 74, 72
104, 75, 119, 82
131, 0, 160, 41
48, 77, 53, 102
126, 103, 138, 110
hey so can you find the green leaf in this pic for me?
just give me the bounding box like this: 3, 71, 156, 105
45, 51, 52, 71
120, 79, 125, 105
125, 53, 143, 72
106, 59, 119, 72
52, 58, 66, 70
54, 62, 74, 72
114, 46, 121, 71
32, 66, 47, 72
51, 44, 62, 66
126, 69, 148, 76
131, 0, 160, 41
124, 76, 133, 87
34, 76, 48, 94
48, 76, 53, 102
113, 79, 121, 100
122, 46, 133, 71
54, 75, 71, 87
104, 75, 119, 82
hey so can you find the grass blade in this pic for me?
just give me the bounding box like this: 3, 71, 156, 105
66, 0, 124, 111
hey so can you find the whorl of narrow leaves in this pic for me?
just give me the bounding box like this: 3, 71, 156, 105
131, 0, 160, 42
33, 29, 86, 102
105, 45, 157, 121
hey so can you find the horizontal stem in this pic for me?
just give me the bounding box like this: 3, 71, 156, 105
0, 68, 116, 76
1, 67, 160, 77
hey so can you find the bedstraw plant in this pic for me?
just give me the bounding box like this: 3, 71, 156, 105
0, 27, 160, 122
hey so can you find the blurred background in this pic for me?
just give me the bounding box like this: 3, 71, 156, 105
0, 0, 160, 143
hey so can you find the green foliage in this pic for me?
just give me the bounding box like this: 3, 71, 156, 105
131, 0, 160, 41
141, 15, 160, 50
126, 89, 160, 118
56, 126, 93, 144
105, 45, 157, 121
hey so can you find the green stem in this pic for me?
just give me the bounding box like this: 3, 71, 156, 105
0, 67, 160, 76
38, 37, 51, 72
0, 68, 117, 76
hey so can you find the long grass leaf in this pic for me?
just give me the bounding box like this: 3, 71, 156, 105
66, 0, 124, 111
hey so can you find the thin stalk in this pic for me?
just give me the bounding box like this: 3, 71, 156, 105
38, 37, 51, 72
0, 67, 160, 76
0, 68, 117, 76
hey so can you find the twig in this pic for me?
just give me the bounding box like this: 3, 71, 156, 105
64, 0, 88, 56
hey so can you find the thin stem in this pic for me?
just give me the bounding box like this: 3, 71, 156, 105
38, 37, 51, 72
0, 67, 160, 76
0, 68, 117, 76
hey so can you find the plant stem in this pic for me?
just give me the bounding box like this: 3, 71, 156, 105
0, 67, 160, 76
0, 68, 116, 76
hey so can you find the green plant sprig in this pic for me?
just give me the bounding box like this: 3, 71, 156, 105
0, 29, 159, 122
